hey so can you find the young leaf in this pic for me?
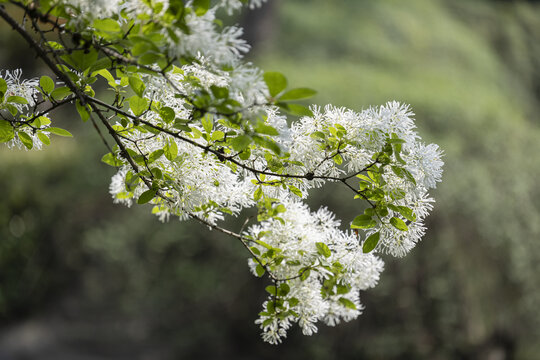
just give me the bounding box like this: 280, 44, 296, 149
395, 205, 416, 222
316, 242, 331, 258
231, 134, 251, 152
265, 285, 277, 295
128, 76, 146, 97
390, 217, 408, 231
93, 18, 121, 33
288, 185, 302, 198
18, 132, 33, 149
279, 88, 317, 101
339, 297, 357, 310
263, 71, 287, 98
39, 76, 55, 94
0, 119, 14, 143
254, 187, 263, 201
37, 132, 50, 146
50, 86, 72, 101
47, 127, 73, 137
300, 268, 311, 281
201, 114, 213, 134
278, 283, 290, 296
255, 264, 265, 277
277, 102, 313, 117
362, 232, 380, 253
129, 95, 148, 116
159, 107, 175, 123
164, 140, 178, 161
76, 101, 90, 122
137, 189, 157, 204
193, 0, 210, 15
148, 149, 164, 163
46, 127, 72, 137
351, 214, 377, 229
101, 152, 122, 167
254, 122, 279, 136
210, 85, 229, 99
211, 130, 224, 141
6, 96, 28, 104
0, 78, 7, 97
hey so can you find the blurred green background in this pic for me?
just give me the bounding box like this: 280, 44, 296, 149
1, 0, 540, 358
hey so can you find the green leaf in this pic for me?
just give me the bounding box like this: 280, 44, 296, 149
300, 268, 311, 281
277, 102, 313, 117
138, 52, 162, 66
137, 189, 157, 204
148, 149, 164, 163
129, 95, 148, 116
362, 232, 380, 253
0, 119, 14, 143
339, 297, 357, 310
0, 78, 7, 98
263, 71, 287, 98
48, 127, 73, 137
33, 116, 51, 127
159, 107, 175, 123
76, 101, 90, 122
5, 104, 18, 116
333, 153, 343, 165
288, 297, 299, 307
351, 214, 377, 229
201, 114, 213, 134
255, 264, 265, 277
193, 0, 210, 15
394, 205, 416, 222
93, 69, 117, 88
211, 130, 224, 141
164, 140, 178, 161
316, 242, 331, 258
310, 131, 325, 139
231, 134, 251, 152
278, 283, 290, 296
279, 87, 317, 101
254, 187, 263, 201
391, 166, 416, 185
37, 132, 50, 146
390, 217, 408, 231
336, 284, 350, 295
39, 76, 55, 94
93, 18, 121, 33
18, 132, 33, 149
210, 85, 229, 99
6, 96, 28, 104
88, 57, 112, 73
254, 122, 279, 136
265, 285, 277, 295
101, 152, 122, 167
288, 185, 302, 198
128, 76, 146, 97
50, 86, 72, 101
62, 50, 99, 73
254, 136, 281, 155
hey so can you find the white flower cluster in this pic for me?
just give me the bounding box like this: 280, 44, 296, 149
107, 58, 442, 342
248, 199, 384, 344
1, 69, 38, 109
0, 69, 47, 150
59, 0, 256, 65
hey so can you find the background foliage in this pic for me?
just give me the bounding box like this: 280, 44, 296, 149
1, 0, 539, 358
